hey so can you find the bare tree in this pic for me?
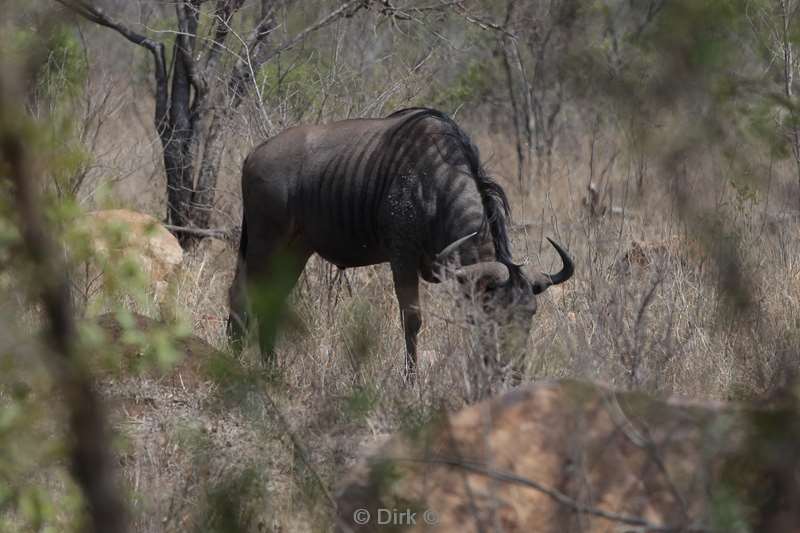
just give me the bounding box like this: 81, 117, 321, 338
496, 0, 579, 185
55, 0, 367, 246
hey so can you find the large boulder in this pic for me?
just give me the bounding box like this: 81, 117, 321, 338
74, 209, 183, 298
337, 380, 796, 532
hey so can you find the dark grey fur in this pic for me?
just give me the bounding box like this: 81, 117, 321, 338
228, 108, 573, 379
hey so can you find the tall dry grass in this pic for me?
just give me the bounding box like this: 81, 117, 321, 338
82, 109, 800, 531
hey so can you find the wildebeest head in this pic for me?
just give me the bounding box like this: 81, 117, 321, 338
439, 236, 574, 335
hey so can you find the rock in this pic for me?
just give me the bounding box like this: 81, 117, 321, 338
337, 380, 751, 532
74, 209, 183, 298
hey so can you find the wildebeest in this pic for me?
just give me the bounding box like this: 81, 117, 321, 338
228, 108, 573, 380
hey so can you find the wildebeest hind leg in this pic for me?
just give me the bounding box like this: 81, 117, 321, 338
247, 233, 310, 365
227, 256, 250, 352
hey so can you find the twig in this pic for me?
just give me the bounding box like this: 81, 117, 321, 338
449, 1, 517, 39
270, 0, 368, 59
602, 392, 693, 523
164, 223, 234, 240
55, 0, 169, 134
393, 456, 711, 532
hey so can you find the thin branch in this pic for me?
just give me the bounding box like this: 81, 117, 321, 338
177, 0, 208, 105
270, 0, 369, 58
55, 0, 169, 135
394, 456, 711, 532
602, 392, 693, 523
56, 0, 158, 50
450, 1, 516, 38
632, 0, 669, 40
225, 0, 278, 115
203, 0, 246, 72
164, 224, 234, 240
220, 0, 368, 130
367, 0, 464, 21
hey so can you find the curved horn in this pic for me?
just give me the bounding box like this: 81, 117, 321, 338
455, 261, 510, 285
436, 232, 478, 261
531, 238, 575, 294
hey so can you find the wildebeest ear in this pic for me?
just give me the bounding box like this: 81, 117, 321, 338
455, 262, 509, 286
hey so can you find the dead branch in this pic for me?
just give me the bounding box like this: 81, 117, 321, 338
270, 0, 369, 59
202, 0, 246, 80
450, 1, 517, 38
396, 456, 711, 532
55, 0, 169, 134
164, 223, 235, 241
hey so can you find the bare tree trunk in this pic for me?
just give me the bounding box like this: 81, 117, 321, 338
192, 110, 227, 231
59, 0, 364, 247
190, 0, 278, 232
164, 1, 200, 236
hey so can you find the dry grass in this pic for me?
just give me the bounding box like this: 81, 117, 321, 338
71, 108, 800, 531
3, 3, 798, 530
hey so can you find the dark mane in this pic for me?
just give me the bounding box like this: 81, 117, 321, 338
387, 107, 520, 272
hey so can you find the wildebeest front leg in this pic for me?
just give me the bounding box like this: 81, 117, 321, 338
390, 261, 421, 382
